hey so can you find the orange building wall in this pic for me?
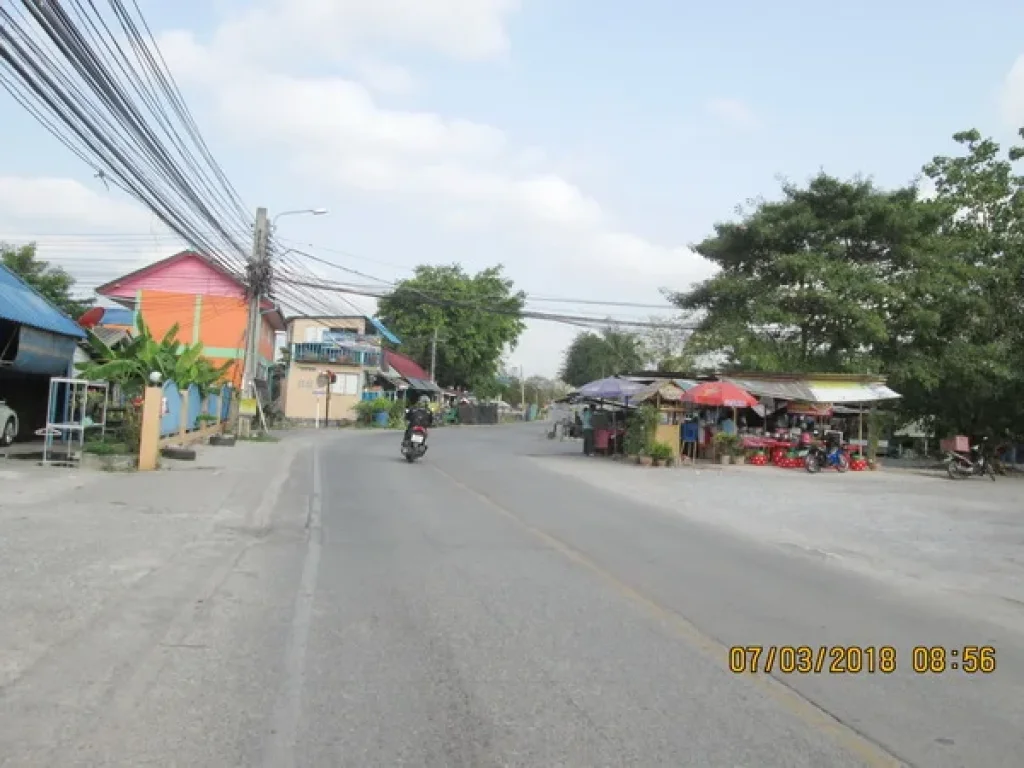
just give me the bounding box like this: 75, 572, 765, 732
136, 289, 276, 388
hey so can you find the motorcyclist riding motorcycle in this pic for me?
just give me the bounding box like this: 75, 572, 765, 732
404, 396, 434, 444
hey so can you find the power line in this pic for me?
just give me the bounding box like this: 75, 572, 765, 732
0, 0, 251, 277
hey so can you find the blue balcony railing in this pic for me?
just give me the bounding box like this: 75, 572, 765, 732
292, 342, 381, 368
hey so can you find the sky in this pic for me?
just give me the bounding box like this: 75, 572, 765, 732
1, 0, 1023, 377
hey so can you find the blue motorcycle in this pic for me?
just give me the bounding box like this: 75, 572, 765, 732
805, 442, 849, 473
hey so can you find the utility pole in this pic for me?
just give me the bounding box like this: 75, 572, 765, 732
324, 370, 333, 427
520, 364, 526, 411
238, 206, 269, 435
430, 326, 438, 382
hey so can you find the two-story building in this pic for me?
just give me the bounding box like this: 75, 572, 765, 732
281, 314, 402, 424
86, 250, 285, 387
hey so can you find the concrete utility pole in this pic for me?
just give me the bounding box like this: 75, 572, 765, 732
430, 326, 438, 382
238, 207, 269, 433
520, 364, 526, 410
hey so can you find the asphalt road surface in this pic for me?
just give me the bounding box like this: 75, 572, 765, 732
3, 425, 1023, 766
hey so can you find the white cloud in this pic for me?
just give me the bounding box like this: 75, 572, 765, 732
155, 1, 716, 374
705, 98, 759, 130
999, 55, 1024, 126
208, 0, 519, 66
0, 176, 185, 291
353, 60, 418, 95
159, 21, 712, 286
0, 177, 154, 230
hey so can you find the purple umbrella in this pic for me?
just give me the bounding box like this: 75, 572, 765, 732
577, 376, 647, 400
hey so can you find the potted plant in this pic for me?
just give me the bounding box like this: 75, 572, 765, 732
648, 441, 673, 467
713, 432, 740, 464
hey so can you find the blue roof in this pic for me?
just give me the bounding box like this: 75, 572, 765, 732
367, 315, 401, 345
98, 306, 134, 326
0, 263, 86, 338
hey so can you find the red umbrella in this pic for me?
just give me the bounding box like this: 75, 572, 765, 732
680, 381, 758, 408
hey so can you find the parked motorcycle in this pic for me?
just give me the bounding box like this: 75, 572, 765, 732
805, 443, 850, 473
401, 425, 428, 462
946, 439, 995, 481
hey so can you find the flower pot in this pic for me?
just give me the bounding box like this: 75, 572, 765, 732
718, 455, 732, 465
638, 455, 653, 467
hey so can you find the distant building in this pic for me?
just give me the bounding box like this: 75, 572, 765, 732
86, 251, 285, 387
281, 315, 401, 424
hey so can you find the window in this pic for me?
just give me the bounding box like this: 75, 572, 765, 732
331, 372, 360, 396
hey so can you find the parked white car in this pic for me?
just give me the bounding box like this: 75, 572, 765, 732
0, 400, 18, 446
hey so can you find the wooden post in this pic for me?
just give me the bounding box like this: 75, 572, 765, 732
138, 385, 163, 471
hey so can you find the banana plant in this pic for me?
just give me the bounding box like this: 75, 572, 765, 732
77, 314, 231, 395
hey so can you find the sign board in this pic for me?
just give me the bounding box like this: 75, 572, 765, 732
239, 397, 258, 417
682, 422, 700, 443
161, 397, 169, 416
313, 389, 325, 396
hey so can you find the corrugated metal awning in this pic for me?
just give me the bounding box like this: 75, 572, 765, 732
721, 376, 815, 401
405, 377, 441, 392
722, 376, 900, 404
0, 264, 85, 338
806, 380, 900, 404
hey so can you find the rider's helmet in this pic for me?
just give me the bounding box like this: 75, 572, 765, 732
418, 395, 430, 406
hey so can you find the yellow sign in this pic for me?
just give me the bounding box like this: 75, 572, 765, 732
239, 397, 258, 417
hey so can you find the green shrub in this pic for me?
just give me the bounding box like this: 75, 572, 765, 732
647, 441, 673, 462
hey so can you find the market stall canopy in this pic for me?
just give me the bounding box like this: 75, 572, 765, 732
576, 376, 647, 400
632, 380, 688, 403
722, 374, 900, 404
681, 381, 758, 408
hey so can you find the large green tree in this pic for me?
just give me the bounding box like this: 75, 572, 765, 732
887, 128, 1024, 438
670, 173, 942, 374
2, 242, 93, 319
559, 328, 645, 386
667, 128, 1024, 440
376, 264, 526, 390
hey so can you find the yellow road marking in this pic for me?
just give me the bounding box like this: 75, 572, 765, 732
431, 464, 905, 768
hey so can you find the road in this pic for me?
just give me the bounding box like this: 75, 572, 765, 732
2, 425, 1023, 766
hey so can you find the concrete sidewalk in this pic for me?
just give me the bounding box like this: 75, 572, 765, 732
0, 433, 308, 690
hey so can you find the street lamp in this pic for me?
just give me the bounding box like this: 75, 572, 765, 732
272, 208, 329, 226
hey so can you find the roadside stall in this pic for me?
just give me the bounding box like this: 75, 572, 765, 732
574, 376, 646, 454
679, 381, 758, 463
629, 379, 688, 458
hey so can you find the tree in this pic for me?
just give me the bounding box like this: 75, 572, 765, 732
2, 242, 93, 319
559, 328, 645, 387
669, 173, 942, 374
887, 128, 1024, 438
376, 264, 526, 390
637, 315, 696, 371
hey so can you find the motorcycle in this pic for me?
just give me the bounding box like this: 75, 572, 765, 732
401, 425, 428, 463
946, 440, 995, 481
805, 442, 850, 473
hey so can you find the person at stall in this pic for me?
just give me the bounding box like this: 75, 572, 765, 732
719, 413, 737, 435
799, 420, 814, 447
581, 403, 595, 456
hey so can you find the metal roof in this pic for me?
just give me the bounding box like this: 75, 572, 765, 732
0, 263, 85, 339
405, 376, 442, 392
